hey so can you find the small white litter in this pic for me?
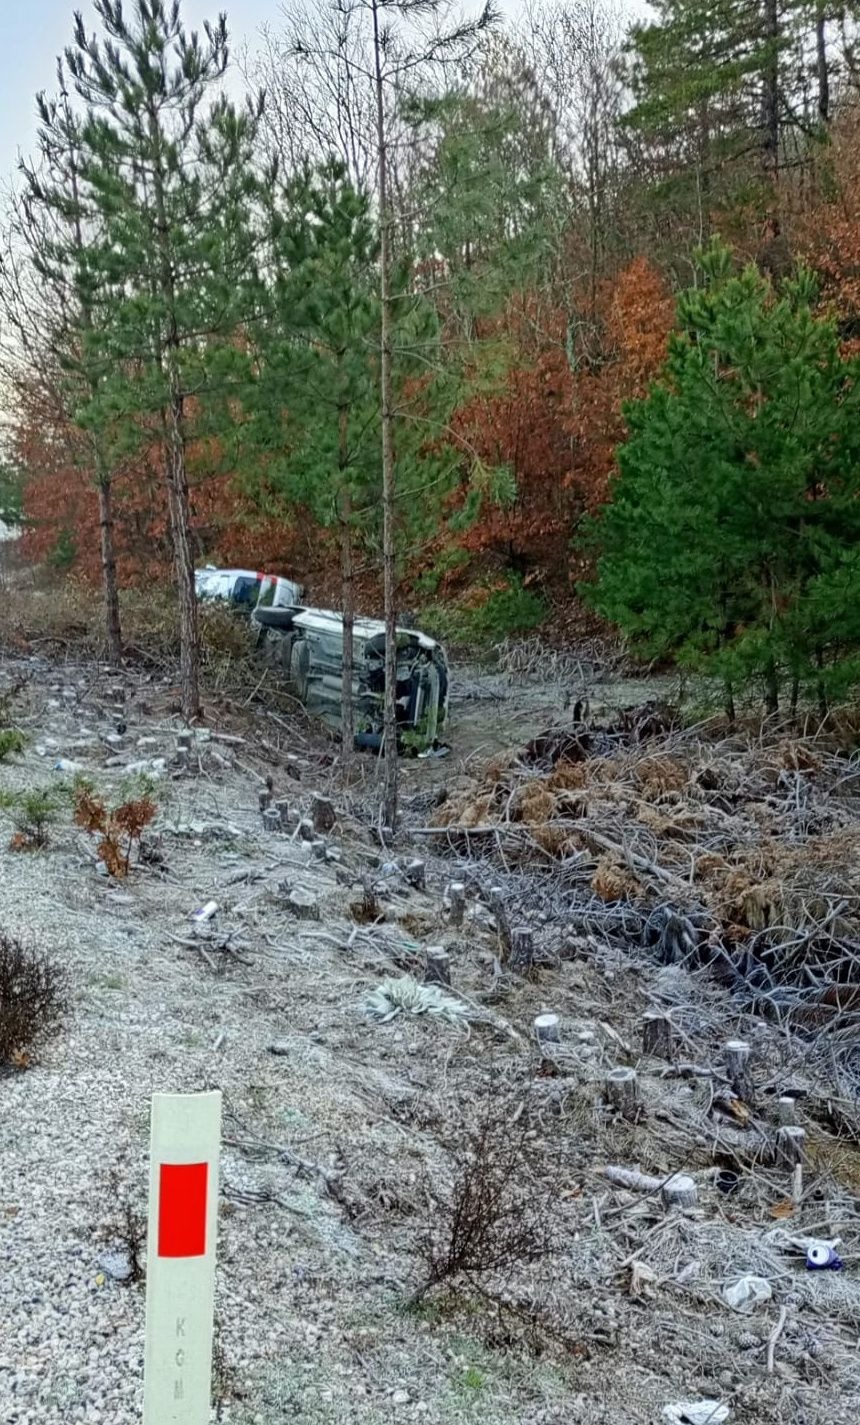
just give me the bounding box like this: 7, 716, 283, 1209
663, 1401, 730, 1425
723, 1275, 773, 1312
124, 757, 167, 778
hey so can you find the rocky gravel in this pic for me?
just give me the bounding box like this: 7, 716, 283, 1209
1, 655, 859, 1425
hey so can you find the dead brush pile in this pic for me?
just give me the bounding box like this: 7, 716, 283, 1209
430, 714, 860, 1030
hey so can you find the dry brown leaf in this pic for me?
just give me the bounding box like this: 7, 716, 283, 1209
769, 1199, 795, 1219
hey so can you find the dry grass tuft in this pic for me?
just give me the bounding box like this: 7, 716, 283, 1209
0, 929, 68, 1067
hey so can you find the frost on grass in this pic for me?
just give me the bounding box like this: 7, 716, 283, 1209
362, 975, 470, 1027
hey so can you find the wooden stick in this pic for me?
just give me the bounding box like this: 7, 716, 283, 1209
775, 1125, 806, 1168
446, 881, 466, 926
508, 926, 534, 976
642, 1011, 674, 1060
488, 886, 512, 950
777, 1095, 798, 1126
605, 1067, 638, 1119
603, 1165, 663, 1193
534, 1012, 560, 1045
424, 946, 451, 987
767, 1305, 788, 1374
403, 858, 426, 891
661, 1173, 697, 1210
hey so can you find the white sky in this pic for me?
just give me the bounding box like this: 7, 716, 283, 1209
0, 0, 648, 182
0, 1, 278, 180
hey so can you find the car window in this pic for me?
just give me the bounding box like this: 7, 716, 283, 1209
233, 576, 261, 606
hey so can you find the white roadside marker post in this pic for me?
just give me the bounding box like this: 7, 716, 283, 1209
143, 1091, 222, 1424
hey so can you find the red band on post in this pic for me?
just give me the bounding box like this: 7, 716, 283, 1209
157, 1162, 208, 1258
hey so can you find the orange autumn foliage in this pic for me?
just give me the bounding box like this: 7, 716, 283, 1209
798, 109, 860, 357
13, 379, 315, 588
13, 260, 672, 602
446, 257, 673, 586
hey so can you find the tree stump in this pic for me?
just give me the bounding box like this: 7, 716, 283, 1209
176, 730, 193, 752
174, 748, 189, 773
284, 888, 320, 921
258, 787, 272, 813
724, 1039, 754, 1101
642, 1011, 674, 1060
661, 1173, 698, 1210
424, 945, 451, 987
312, 794, 336, 834
775, 1125, 806, 1168
534, 1013, 561, 1045
273, 798, 291, 830
508, 926, 534, 976
446, 881, 466, 926
262, 807, 281, 834
777, 1096, 798, 1126
299, 817, 316, 842
403, 858, 426, 892
488, 886, 512, 949
605, 1066, 639, 1119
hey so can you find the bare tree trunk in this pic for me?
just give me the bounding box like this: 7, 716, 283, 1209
373, 0, 398, 831
816, 1, 830, 124
66, 107, 123, 667
339, 472, 355, 781
764, 654, 779, 716
762, 0, 780, 189
149, 106, 200, 722
96, 472, 122, 666
164, 378, 200, 721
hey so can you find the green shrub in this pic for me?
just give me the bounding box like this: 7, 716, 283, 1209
0, 785, 65, 850
48, 527, 77, 570
423, 575, 546, 647
474, 578, 546, 639
0, 729, 26, 761
413, 545, 472, 598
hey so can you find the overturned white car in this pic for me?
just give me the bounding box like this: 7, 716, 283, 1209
253, 605, 449, 752
195, 566, 304, 611
196, 567, 449, 750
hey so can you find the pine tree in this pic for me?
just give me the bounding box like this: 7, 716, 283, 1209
294, 0, 497, 829
621, 0, 850, 257
12, 62, 125, 664
584, 240, 860, 714
251, 162, 381, 775
411, 34, 565, 335
66, 0, 261, 719
245, 160, 461, 767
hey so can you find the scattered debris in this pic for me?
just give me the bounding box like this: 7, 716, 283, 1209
723, 1275, 773, 1312
807, 1242, 843, 1271
662, 1402, 729, 1425
97, 1250, 133, 1283
281, 887, 321, 922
